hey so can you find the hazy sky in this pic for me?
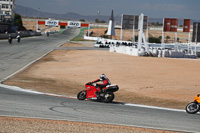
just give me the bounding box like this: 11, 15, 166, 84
15, 0, 200, 20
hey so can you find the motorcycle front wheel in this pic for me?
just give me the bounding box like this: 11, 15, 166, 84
101, 92, 114, 103
186, 102, 200, 114
77, 90, 87, 100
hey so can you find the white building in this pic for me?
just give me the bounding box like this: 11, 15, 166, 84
0, 0, 15, 15
0, 0, 15, 33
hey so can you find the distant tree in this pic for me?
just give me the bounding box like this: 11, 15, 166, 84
150, 22, 162, 26
156, 22, 160, 26
148, 36, 161, 43
177, 37, 180, 42
14, 14, 26, 31
166, 36, 170, 39
95, 19, 106, 23
95, 19, 99, 23
99, 20, 106, 23
150, 22, 155, 26
100, 34, 109, 38
166, 36, 170, 43
80, 19, 85, 22
135, 35, 138, 42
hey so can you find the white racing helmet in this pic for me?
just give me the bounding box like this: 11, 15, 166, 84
100, 74, 106, 80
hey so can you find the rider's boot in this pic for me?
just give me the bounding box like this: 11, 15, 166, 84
99, 88, 103, 93
95, 87, 101, 101
95, 91, 100, 101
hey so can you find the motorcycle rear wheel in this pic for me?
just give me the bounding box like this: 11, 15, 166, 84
77, 91, 87, 100
186, 102, 200, 114
101, 92, 114, 103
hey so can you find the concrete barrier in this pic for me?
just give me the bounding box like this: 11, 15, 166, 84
110, 45, 139, 56
110, 45, 197, 59
0, 32, 41, 40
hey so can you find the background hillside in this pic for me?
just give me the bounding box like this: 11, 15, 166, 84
15, 5, 199, 25
14, 5, 110, 23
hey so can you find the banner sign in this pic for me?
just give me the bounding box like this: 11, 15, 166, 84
170, 19, 178, 32
45, 20, 59, 27
38, 21, 89, 27
59, 22, 68, 26
192, 22, 200, 42
68, 21, 81, 28
122, 15, 148, 29
183, 19, 191, 32
38, 21, 45, 25
81, 23, 89, 27
163, 18, 171, 32
163, 18, 178, 32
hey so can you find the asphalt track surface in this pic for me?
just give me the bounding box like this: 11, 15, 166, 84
0, 29, 200, 132
0, 28, 80, 82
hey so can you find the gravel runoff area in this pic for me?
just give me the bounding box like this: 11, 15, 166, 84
0, 117, 182, 133
2, 41, 199, 133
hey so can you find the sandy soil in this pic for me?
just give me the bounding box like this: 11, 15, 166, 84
0, 117, 180, 133
88, 28, 190, 43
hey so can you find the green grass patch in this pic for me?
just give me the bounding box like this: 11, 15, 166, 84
58, 29, 65, 33
70, 27, 106, 41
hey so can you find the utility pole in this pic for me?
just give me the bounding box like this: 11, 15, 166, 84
97, 11, 100, 38
36, 8, 40, 32
120, 14, 123, 40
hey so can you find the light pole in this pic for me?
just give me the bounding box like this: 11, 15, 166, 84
38, 8, 40, 20
36, 8, 40, 32
9, 0, 11, 14
97, 11, 100, 38
195, 23, 198, 55
120, 14, 123, 40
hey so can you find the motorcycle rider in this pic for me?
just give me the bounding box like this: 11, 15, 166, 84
8, 35, 12, 44
91, 74, 111, 96
16, 34, 21, 43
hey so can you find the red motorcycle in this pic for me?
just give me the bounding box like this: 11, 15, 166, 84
77, 82, 119, 103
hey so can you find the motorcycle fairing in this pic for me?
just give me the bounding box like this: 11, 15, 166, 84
86, 86, 97, 98
194, 94, 200, 103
